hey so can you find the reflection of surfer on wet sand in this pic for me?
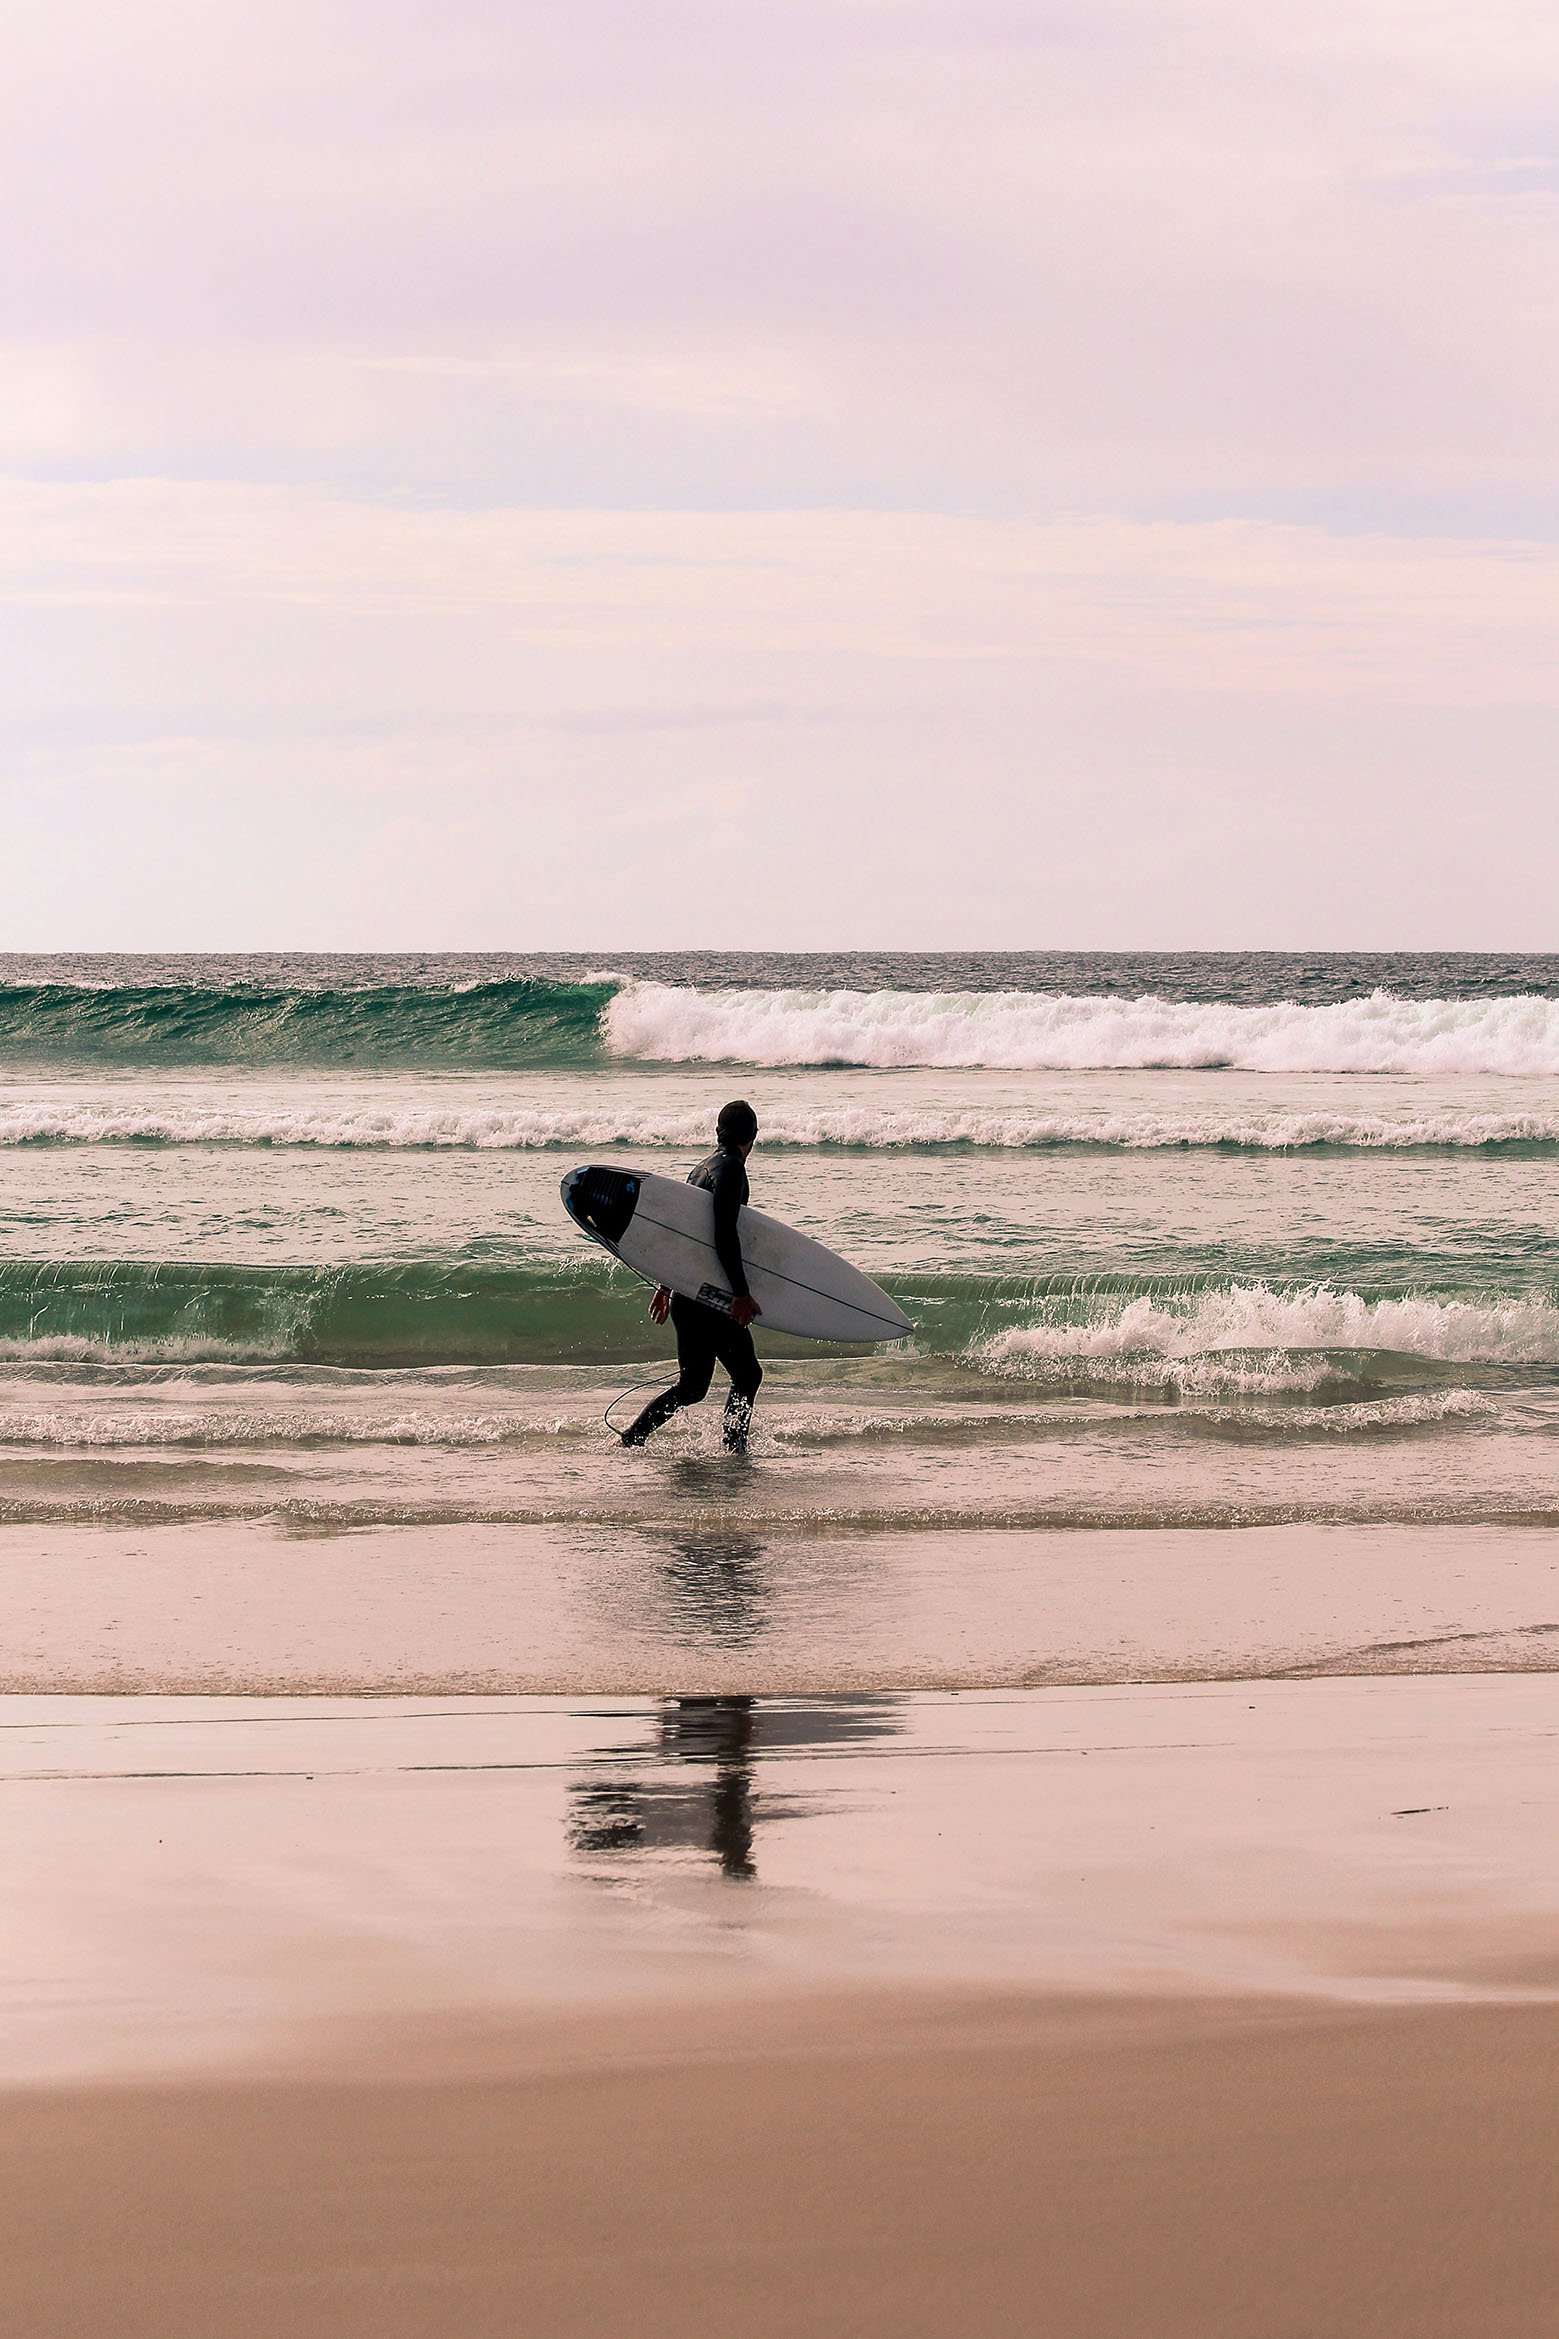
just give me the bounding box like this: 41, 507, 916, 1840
568, 1696, 758, 1879
566, 1694, 907, 1884
620, 1100, 764, 1453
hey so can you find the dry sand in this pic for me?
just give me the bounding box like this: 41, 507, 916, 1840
4, 1990, 1558, 2339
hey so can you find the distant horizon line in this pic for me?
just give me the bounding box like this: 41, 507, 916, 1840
2, 946, 1557, 964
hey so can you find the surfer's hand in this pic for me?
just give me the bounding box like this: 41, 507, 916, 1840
649, 1285, 672, 1325
731, 1295, 760, 1328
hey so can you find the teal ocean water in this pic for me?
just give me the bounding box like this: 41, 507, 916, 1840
1, 952, 1557, 1553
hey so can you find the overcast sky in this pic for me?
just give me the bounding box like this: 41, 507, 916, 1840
4, 0, 1557, 949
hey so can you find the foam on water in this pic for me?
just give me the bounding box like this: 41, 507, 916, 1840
0, 1387, 1494, 1451
8, 967, 1559, 1076
3, 953, 1556, 1554
607, 984, 1559, 1075
0, 1407, 576, 1447
982, 1282, 1559, 1391
1, 1257, 1554, 1378
9, 1100, 1559, 1150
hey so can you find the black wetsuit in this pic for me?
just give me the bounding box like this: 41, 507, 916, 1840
621, 1146, 763, 1449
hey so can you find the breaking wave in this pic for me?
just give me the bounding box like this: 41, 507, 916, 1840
7, 974, 1559, 1075
0, 1258, 662, 1369
981, 1283, 1559, 1393
606, 984, 1559, 1074
9, 1101, 1559, 1151
0, 977, 614, 1067
0, 1258, 1554, 1384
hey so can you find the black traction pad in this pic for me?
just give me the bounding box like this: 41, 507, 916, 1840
564, 1166, 641, 1246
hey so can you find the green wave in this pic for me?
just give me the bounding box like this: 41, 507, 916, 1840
0, 1258, 1554, 1378
0, 1260, 1227, 1369
0, 1260, 1158, 1369
0, 1258, 656, 1366
0, 979, 616, 1067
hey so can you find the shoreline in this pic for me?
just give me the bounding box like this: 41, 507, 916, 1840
4, 1518, 1559, 1694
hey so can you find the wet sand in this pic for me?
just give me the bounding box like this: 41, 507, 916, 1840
5, 1517, 1559, 1691
4, 1677, 1559, 2081
5, 1677, 1558, 2334
5, 1992, 1559, 2338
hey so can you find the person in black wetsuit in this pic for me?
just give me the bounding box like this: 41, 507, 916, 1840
620, 1099, 763, 1452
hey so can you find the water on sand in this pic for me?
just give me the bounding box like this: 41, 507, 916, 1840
1, 951, 1557, 1690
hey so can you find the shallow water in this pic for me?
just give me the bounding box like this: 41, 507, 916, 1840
1, 954, 1555, 1644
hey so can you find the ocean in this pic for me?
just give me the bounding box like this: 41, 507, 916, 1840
2, 950, 1558, 1690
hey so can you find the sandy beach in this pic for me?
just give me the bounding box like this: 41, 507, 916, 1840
6, 1992, 1559, 2339
5, 1517, 1559, 1694
10, 0, 1559, 2295
3, 1674, 1558, 2333
5, 956, 1559, 2331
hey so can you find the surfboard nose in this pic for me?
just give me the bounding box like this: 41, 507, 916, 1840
560, 1165, 642, 1246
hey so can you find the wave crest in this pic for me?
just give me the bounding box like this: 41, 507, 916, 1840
606, 984, 1559, 1075
981, 1282, 1559, 1392
7, 1102, 1559, 1150
0, 978, 613, 1067
9, 974, 1559, 1075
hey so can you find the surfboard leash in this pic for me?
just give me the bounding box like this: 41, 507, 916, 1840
602, 1371, 678, 1437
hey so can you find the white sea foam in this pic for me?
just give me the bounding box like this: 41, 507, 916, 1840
761, 1390, 1497, 1440
1192, 1389, 1496, 1432
605, 983, 1559, 1075
981, 1282, 1559, 1388
0, 1335, 286, 1365
7, 1101, 1559, 1150
0, 1388, 1499, 1450
0, 1408, 577, 1447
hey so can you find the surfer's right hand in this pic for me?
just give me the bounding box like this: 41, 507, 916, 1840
649, 1285, 672, 1325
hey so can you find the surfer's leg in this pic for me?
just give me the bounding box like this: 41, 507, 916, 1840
716, 1322, 762, 1402
715, 1323, 762, 1452
670, 1299, 719, 1407
620, 1301, 717, 1445
721, 1390, 755, 1451
619, 1384, 683, 1445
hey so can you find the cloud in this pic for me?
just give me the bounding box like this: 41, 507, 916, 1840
1, 482, 1555, 948
0, 0, 1554, 517
1, 2, 1555, 942
2, 483, 1554, 702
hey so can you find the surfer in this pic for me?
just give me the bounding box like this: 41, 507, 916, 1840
620, 1100, 763, 1453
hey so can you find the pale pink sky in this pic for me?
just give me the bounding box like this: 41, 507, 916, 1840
3, 0, 1557, 946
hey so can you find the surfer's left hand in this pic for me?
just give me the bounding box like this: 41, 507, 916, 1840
649, 1285, 672, 1324
731, 1296, 761, 1327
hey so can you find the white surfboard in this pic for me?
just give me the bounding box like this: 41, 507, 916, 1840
561, 1165, 912, 1344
